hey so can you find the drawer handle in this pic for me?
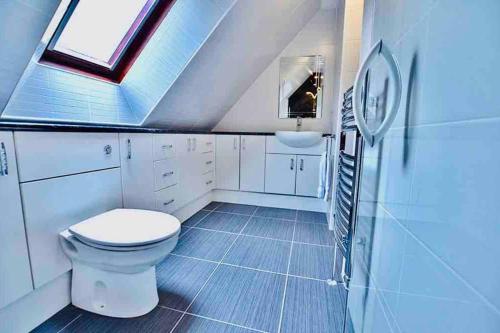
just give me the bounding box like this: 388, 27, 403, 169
0, 142, 8, 176
290, 158, 294, 170
163, 171, 174, 177
300, 159, 304, 171
205, 161, 213, 165
162, 144, 173, 149
127, 139, 132, 159
163, 199, 175, 206
104, 144, 112, 155
206, 180, 213, 185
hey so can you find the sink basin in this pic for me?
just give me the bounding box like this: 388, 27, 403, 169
275, 131, 323, 148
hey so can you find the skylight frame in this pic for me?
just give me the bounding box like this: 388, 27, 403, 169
40, 0, 176, 83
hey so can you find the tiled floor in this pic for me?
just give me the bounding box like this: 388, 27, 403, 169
33, 202, 346, 333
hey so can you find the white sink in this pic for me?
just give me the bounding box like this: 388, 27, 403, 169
275, 131, 323, 148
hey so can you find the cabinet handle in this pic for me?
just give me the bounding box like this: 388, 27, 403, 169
206, 160, 213, 165
193, 138, 197, 151
0, 142, 8, 176
162, 144, 173, 149
206, 142, 213, 146
290, 158, 294, 170
242, 138, 246, 150
163, 199, 175, 206
187, 138, 191, 152
300, 159, 304, 171
104, 144, 112, 155
163, 171, 174, 177
127, 139, 132, 159
233, 137, 237, 150
206, 180, 213, 185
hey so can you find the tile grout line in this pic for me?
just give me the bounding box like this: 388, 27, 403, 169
168, 253, 332, 283
182, 225, 333, 248
159, 305, 267, 333
169, 206, 258, 333
276, 210, 297, 333
58, 313, 83, 333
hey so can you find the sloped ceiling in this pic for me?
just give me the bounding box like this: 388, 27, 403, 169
143, 0, 322, 129
0, 1, 59, 112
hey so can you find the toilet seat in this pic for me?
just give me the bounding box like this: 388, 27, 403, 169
69, 208, 180, 249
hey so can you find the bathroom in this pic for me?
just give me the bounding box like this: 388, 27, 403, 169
0, 0, 498, 332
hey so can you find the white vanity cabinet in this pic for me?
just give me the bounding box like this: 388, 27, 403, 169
0, 132, 33, 308
240, 135, 266, 192
264, 136, 326, 197
215, 135, 240, 190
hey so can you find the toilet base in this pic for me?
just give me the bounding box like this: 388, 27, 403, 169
71, 262, 159, 318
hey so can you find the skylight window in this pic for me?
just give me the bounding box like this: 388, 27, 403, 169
41, 0, 174, 82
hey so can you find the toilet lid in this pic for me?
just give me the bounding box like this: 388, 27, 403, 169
69, 209, 180, 247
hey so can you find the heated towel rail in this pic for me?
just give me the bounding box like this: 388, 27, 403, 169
333, 85, 364, 289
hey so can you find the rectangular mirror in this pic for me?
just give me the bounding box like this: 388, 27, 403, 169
278, 55, 324, 119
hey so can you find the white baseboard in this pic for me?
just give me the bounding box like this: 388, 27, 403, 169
212, 190, 327, 212
0, 272, 71, 333
173, 192, 213, 223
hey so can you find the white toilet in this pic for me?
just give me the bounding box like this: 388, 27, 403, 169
59, 209, 180, 318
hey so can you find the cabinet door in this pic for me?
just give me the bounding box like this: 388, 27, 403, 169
240, 136, 265, 192
119, 133, 155, 210
296, 155, 321, 197
0, 132, 33, 308
264, 154, 296, 195
215, 135, 240, 190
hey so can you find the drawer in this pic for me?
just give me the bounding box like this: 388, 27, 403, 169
154, 159, 178, 191
265, 136, 327, 155
200, 151, 215, 174
15, 132, 119, 182
203, 171, 215, 192
198, 135, 215, 153
155, 185, 178, 214
153, 134, 176, 161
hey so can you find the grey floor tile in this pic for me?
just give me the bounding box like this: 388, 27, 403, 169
215, 203, 258, 215
173, 228, 237, 261
196, 212, 250, 233
296, 210, 328, 224
294, 223, 334, 246
203, 201, 223, 211
179, 226, 192, 237
223, 236, 291, 273
254, 207, 297, 220
173, 315, 257, 333
59, 306, 181, 332
32, 305, 82, 333
183, 210, 211, 227
281, 277, 345, 333
289, 243, 335, 280
188, 265, 286, 333
242, 217, 295, 241
157, 255, 217, 311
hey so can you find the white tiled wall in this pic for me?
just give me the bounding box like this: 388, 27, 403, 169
121, 0, 235, 121
347, 1, 500, 332
2, 63, 138, 124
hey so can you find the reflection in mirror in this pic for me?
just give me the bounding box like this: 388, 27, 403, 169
279, 55, 324, 119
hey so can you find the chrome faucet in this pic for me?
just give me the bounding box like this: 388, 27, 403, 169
296, 116, 302, 131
